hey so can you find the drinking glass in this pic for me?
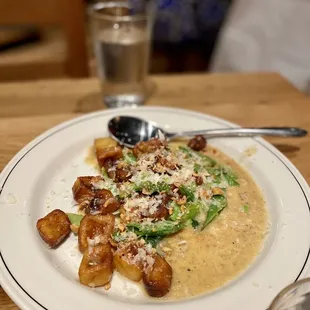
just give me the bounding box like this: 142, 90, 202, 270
89, 1, 155, 108
269, 278, 310, 310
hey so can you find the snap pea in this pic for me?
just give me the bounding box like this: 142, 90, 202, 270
179, 146, 216, 167
170, 201, 200, 223
127, 221, 185, 237
194, 163, 202, 173
66, 213, 84, 226
181, 202, 200, 222
169, 203, 182, 221
134, 181, 170, 194
179, 184, 195, 202
202, 195, 227, 229
179, 146, 193, 157
143, 235, 164, 247
199, 153, 217, 167
223, 169, 239, 186
157, 181, 170, 193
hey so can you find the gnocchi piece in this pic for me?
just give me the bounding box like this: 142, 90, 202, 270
103, 159, 132, 183
73, 177, 120, 214
36, 209, 71, 248
113, 247, 143, 282
94, 137, 117, 150
78, 214, 114, 253
142, 254, 172, 297
95, 138, 123, 167
87, 189, 120, 215
79, 243, 113, 287
72, 176, 96, 206
114, 166, 132, 183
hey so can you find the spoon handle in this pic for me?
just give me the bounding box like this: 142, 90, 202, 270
166, 127, 308, 139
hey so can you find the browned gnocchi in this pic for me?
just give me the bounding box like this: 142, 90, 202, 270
78, 214, 114, 253
36, 209, 71, 248
79, 243, 113, 287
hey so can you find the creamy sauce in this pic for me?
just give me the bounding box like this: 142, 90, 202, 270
160, 145, 268, 300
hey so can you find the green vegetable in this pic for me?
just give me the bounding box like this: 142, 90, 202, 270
127, 221, 185, 237
112, 231, 127, 242
134, 181, 170, 194
133, 181, 153, 192
179, 184, 196, 202
123, 152, 137, 165
199, 153, 217, 167
143, 235, 164, 247
141, 181, 157, 193
214, 175, 222, 184
170, 201, 200, 223
207, 167, 223, 184
67, 213, 84, 226
181, 202, 200, 222
179, 146, 193, 157
191, 219, 199, 229
202, 195, 227, 229
101, 168, 109, 179
170, 203, 182, 221
119, 184, 135, 199
207, 167, 221, 175
242, 205, 249, 213
204, 205, 220, 227
207, 166, 239, 187
179, 145, 216, 167
157, 181, 170, 193
194, 163, 202, 173
223, 169, 239, 186
133, 184, 142, 192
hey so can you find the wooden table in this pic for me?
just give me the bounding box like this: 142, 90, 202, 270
0, 72, 309, 309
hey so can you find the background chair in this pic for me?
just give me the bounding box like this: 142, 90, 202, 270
0, 0, 88, 81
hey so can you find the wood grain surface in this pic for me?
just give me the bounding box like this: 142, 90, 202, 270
0, 72, 309, 309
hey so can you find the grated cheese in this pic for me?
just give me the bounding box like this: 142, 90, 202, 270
87, 235, 106, 247
124, 195, 163, 217
91, 180, 105, 190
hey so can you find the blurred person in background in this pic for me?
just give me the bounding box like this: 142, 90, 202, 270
149, 0, 232, 72
211, 0, 310, 94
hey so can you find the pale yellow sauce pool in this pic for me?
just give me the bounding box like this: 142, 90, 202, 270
85, 146, 98, 167
161, 145, 268, 300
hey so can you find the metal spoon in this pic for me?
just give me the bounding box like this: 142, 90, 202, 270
108, 116, 307, 148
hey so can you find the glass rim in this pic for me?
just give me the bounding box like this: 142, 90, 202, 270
88, 2, 150, 22
269, 278, 310, 309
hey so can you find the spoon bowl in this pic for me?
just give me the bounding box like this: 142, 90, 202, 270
108, 116, 162, 147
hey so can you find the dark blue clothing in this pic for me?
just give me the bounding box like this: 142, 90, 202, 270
153, 0, 230, 43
